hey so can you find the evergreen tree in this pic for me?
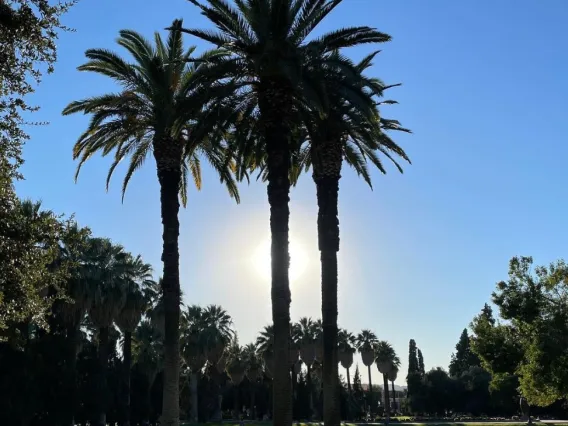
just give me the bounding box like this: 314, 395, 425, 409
481, 303, 495, 325
407, 339, 419, 377
449, 329, 480, 377
417, 349, 425, 375
352, 364, 365, 413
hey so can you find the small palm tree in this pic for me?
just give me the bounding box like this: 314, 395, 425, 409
180, 305, 208, 423
54, 221, 91, 426
256, 324, 275, 378
243, 343, 262, 419
387, 362, 400, 414
356, 329, 379, 412
133, 320, 162, 426
338, 329, 357, 396
293, 317, 319, 418
84, 238, 129, 426
225, 338, 246, 419
375, 340, 398, 425
115, 255, 153, 426
63, 21, 240, 426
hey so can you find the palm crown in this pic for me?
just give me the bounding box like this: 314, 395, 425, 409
62, 19, 239, 205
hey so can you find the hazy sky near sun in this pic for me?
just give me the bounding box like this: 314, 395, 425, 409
15, 0, 568, 385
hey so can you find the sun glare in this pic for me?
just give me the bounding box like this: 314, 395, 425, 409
251, 237, 309, 283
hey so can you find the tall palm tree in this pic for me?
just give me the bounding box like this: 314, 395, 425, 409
62, 21, 240, 426
357, 330, 379, 413
182, 3, 390, 424
115, 255, 153, 426
375, 340, 397, 425
291, 50, 410, 425
84, 238, 129, 426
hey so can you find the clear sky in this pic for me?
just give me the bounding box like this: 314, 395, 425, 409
15, 0, 568, 385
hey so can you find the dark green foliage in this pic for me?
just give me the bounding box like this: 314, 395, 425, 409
408, 339, 419, 377
471, 256, 568, 406
449, 329, 480, 377
1, 0, 74, 178
417, 349, 425, 375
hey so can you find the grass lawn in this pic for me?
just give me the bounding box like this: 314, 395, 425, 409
180, 423, 559, 426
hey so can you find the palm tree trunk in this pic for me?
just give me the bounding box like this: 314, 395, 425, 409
251, 383, 256, 419
368, 365, 373, 414
121, 331, 133, 426
307, 364, 314, 419
233, 383, 240, 420
315, 164, 341, 426
383, 373, 390, 426
95, 326, 110, 426
346, 367, 352, 420
391, 380, 396, 414
259, 78, 293, 426
64, 323, 79, 426
291, 367, 297, 414
190, 372, 199, 423
155, 150, 182, 426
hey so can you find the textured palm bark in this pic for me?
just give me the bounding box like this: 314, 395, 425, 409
155, 141, 183, 426
313, 137, 342, 426
259, 78, 293, 426
121, 331, 133, 426
391, 380, 396, 413
307, 364, 314, 419
383, 373, 390, 425
346, 367, 352, 420
95, 326, 110, 426
368, 365, 373, 413
190, 372, 199, 423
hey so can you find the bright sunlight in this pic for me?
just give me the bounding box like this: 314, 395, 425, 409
251, 237, 309, 282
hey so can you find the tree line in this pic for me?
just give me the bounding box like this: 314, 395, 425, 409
402, 256, 568, 419
0, 221, 403, 426
2, 1, 411, 426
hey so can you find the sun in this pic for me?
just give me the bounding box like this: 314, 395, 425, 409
251, 237, 309, 282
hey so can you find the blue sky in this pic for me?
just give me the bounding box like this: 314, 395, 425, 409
16, 0, 568, 384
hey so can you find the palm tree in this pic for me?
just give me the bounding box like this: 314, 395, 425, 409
133, 320, 163, 426
55, 221, 91, 426
287, 49, 410, 424
202, 304, 235, 366
182, 3, 390, 424
356, 330, 379, 413
62, 21, 240, 426
115, 255, 153, 426
375, 340, 397, 425
84, 238, 129, 426
180, 305, 208, 423
338, 329, 356, 396
387, 363, 400, 414
243, 343, 262, 419
225, 338, 246, 419
256, 324, 275, 378
293, 317, 319, 418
